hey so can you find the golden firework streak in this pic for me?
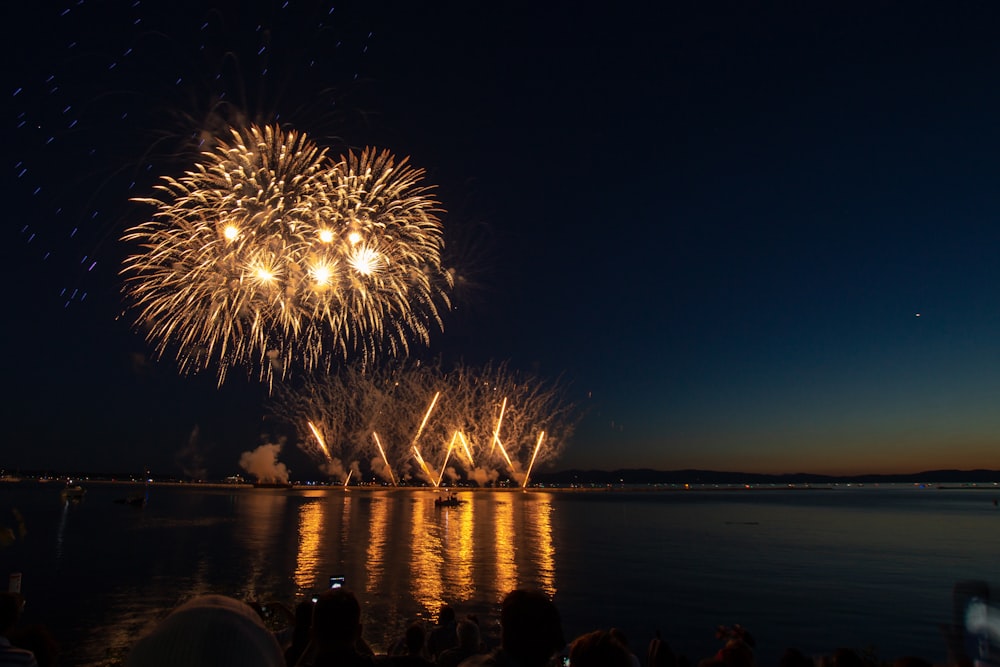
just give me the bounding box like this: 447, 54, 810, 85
491, 397, 515, 472
435, 438, 455, 488
412, 446, 435, 486
490, 397, 507, 456
343, 469, 353, 487
411, 392, 441, 485
371, 432, 397, 486
457, 431, 475, 467
522, 431, 546, 489
414, 392, 440, 443
491, 398, 514, 472
307, 421, 333, 464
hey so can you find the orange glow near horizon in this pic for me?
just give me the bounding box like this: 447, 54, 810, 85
625, 439, 1000, 478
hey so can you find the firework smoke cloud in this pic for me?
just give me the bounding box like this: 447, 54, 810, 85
239, 442, 290, 485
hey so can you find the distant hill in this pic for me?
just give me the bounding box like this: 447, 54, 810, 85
531, 468, 1000, 485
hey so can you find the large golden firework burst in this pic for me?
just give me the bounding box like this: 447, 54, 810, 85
121, 124, 453, 387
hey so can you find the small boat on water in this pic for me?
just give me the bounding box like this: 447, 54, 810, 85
434, 493, 464, 508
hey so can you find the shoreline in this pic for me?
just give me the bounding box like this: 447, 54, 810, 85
9, 477, 1000, 494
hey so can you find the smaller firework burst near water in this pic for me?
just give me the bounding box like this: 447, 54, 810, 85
269, 361, 581, 486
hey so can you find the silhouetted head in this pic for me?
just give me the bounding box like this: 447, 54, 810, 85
125, 594, 284, 667
405, 622, 426, 655
648, 633, 677, 667
499, 589, 565, 666
456, 619, 481, 651
717, 642, 754, 667
290, 599, 314, 645
438, 605, 456, 625
609, 628, 630, 649
569, 629, 632, 667
312, 588, 362, 647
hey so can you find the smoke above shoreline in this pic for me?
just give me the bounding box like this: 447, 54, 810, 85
239, 442, 289, 484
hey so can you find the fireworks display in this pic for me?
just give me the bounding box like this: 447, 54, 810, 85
121, 124, 453, 387
12, 4, 582, 474
268, 361, 580, 487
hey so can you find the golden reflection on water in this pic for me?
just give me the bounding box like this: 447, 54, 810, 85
74, 488, 562, 665
492, 498, 518, 597
341, 492, 353, 553
366, 494, 390, 590
278, 490, 558, 619
411, 495, 446, 611
354, 491, 561, 621
530, 494, 556, 595
62, 486, 1000, 667
293, 500, 326, 593
447, 498, 476, 599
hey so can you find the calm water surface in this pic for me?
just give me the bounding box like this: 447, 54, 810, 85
1, 482, 998, 666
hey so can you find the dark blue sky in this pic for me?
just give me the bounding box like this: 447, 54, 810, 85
6, 1, 1000, 476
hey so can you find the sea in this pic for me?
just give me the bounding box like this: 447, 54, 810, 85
1, 480, 998, 667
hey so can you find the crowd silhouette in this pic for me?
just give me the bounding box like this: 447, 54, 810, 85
0, 588, 983, 667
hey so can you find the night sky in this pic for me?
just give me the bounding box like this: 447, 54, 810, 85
6, 1, 1000, 477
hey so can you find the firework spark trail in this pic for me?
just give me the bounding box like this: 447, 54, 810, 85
408, 391, 442, 484
121, 124, 453, 387
413, 391, 440, 445
268, 361, 580, 485
435, 438, 456, 488
457, 431, 475, 467
412, 446, 434, 486
489, 397, 507, 457
522, 431, 546, 489
371, 432, 396, 486
343, 469, 353, 487
307, 421, 333, 464
490, 397, 515, 472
